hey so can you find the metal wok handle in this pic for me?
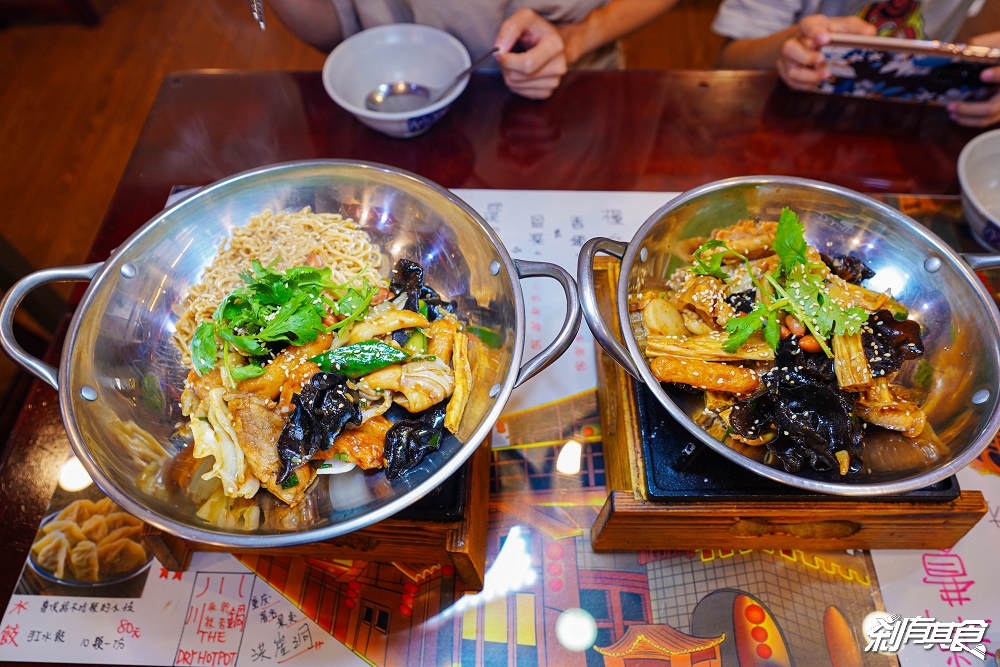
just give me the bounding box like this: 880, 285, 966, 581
513, 260, 582, 388
962, 254, 1000, 271
577, 237, 643, 382
0, 263, 102, 390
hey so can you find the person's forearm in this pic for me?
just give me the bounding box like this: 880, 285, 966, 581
716, 27, 798, 69
559, 0, 677, 64
268, 0, 343, 52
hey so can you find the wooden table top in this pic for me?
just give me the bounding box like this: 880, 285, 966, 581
0, 70, 988, 662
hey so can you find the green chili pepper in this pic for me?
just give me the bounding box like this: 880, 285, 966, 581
281, 472, 299, 489
311, 340, 409, 378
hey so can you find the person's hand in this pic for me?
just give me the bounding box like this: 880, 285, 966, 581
494, 8, 569, 100
947, 32, 1000, 127
776, 15, 876, 90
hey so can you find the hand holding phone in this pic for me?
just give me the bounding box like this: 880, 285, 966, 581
776, 15, 876, 91
948, 32, 1000, 128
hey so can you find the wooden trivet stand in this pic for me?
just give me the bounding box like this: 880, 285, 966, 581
142, 439, 491, 589
589, 257, 987, 552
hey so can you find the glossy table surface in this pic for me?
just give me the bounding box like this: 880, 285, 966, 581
0, 69, 989, 664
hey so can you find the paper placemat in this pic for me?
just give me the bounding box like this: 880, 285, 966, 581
2, 190, 996, 667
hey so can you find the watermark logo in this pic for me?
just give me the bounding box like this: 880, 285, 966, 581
863, 612, 988, 659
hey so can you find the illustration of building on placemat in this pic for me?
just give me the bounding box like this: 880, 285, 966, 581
243, 390, 891, 667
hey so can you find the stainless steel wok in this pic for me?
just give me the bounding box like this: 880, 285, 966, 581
0, 160, 581, 546
579, 176, 1000, 496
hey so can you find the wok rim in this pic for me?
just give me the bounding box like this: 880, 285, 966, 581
57, 159, 525, 547
614, 175, 1000, 496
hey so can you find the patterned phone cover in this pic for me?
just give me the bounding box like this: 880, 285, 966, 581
816, 42, 999, 105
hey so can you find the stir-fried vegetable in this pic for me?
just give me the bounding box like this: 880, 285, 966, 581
275, 372, 363, 484
639, 210, 929, 479
181, 250, 478, 509
403, 331, 428, 355
383, 406, 447, 480
311, 341, 409, 378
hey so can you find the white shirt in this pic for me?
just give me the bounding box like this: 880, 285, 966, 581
331, 0, 609, 61
712, 0, 976, 42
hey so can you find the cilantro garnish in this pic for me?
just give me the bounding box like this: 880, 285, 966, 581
229, 363, 266, 382
765, 209, 867, 356
191, 322, 218, 376
723, 304, 780, 354
690, 240, 733, 281
329, 279, 378, 333
763, 309, 781, 350
724, 304, 766, 353
693, 208, 869, 358
773, 207, 808, 274
189, 259, 377, 381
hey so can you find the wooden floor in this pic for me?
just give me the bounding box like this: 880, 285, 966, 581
0, 0, 997, 403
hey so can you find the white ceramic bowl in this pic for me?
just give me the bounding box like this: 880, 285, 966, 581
958, 128, 1000, 251
322, 24, 471, 138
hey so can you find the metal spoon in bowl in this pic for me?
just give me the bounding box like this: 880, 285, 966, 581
365, 47, 499, 113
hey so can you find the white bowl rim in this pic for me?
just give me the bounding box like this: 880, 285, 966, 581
958, 127, 1000, 224
322, 23, 472, 121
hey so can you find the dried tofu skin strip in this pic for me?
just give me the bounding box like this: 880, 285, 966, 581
427, 317, 457, 365
832, 333, 873, 391
709, 219, 777, 260
856, 378, 927, 438
444, 332, 472, 434
646, 333, 775, 362
650, 356, 760, 395
239, 334, 332, 401
320, 415, 391, 469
